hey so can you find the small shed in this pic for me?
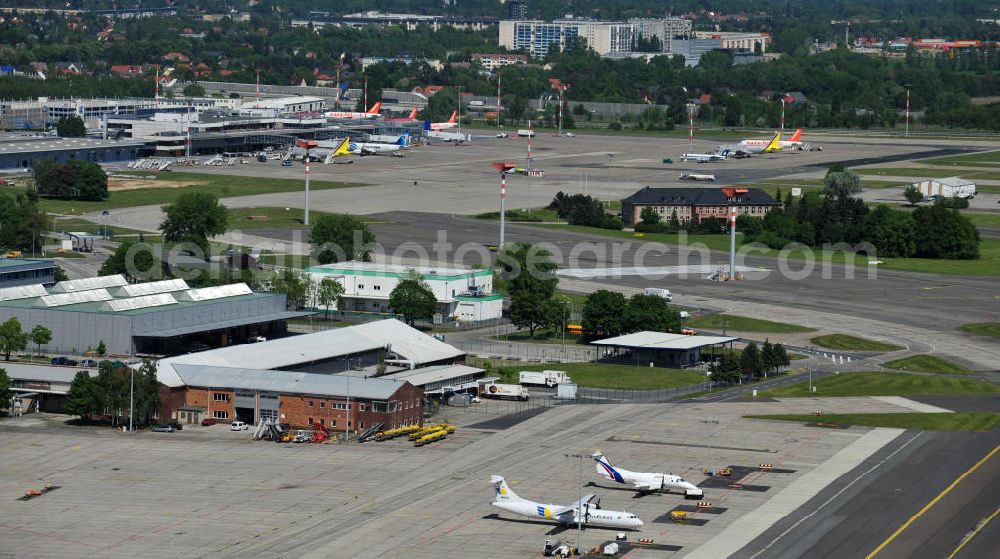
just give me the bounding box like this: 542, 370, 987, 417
912, 177, 976, 199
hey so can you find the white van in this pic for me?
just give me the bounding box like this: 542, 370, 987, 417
230, 421, 248, 431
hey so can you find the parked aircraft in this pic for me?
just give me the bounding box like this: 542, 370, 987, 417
348, 132, 409, 156
740, 128, 803, 150
593, 453, 703, 498
490, 475, 644, 530
737, 132, 782, 154
427, 110, 458, 131
324, 102, 382, 120
385, 108, 418, 122
680, 152, 726, 163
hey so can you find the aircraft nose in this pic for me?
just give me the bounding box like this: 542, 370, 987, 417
635, 518, 644, 527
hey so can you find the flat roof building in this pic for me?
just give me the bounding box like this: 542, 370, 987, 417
0, 258, 56, 288
500, 19, 635, 57
0, 137, 145, 170
592, 331, 738, 368
621, 186, 779, 226
306, 262, 503, 324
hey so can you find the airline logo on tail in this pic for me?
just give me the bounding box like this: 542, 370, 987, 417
446, 110, 457, 124
397, 130, 410, 147
407, 108, 417, 119
788, 128, 802, 142
366, 102, 381, 115
593, 453, 625, 483
333, 137, 351, 157
491, 475, 518, 501
762, 132, 782, 153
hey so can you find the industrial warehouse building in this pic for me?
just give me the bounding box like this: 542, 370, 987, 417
911, 176, 976, 199
306, 262, 504, 323
620, 186, 780, 226
0, 258, 56, 288
0, 137, 145, 170
2, 362, 96, 414
592, 331, 738, 368
155, 319, 469, 429
0, 276, 308, 356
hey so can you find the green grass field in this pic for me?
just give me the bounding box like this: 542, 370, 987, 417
810, 334, 904, 351
226, 207, 344, 230
920, 151, 1000, 167
964, 212, 1000, 229
474, 208, 561, 222
854, 167, 1000, 181
490, 362, 705, 390
746, 412, 1000, 432
882, 354, 974, 375
34, 171, 358, 215
759, 371, 999, 398
685, 313, 816, 333
957, 322, 1000, 339
524, 224, 1000, 276
50, 217, 152, 237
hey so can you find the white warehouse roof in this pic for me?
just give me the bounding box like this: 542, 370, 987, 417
592, 331, 738, 350
155, 319, 464, 387
171, 364, 407, 400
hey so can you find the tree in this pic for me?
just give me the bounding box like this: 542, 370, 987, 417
500, 242, 559, 336
310, 214, 376, 264
740, 342, 764, 378
316, 277, 345, 319
65, 370, 97, 418
133, 358, 161, 426
388, 276, 437, 325
96, 340, 106, 356
160, 192, 228, 254
0, 368, 11, 410
99, 240, 159, 281
761, 340, 776, 375
623, 294, 680, 333
510, 288, 552, 337
903, 184, 924, 206
823, 170, 861, 197
54, 265, 69, 282
271, 270, 311, 310
95, 362, 127, 425
912, 205, 980, 259
0, 318, 27, 361
71, 161, 109, 201
774, 344, 791, 372
710, 355, 742, 385
33, 160, 107, 200
581, 290, 628, 340
56, 115, 86, 137
183, 83, 206, 97
639, 206, 661, 226
30, 325, 51, 358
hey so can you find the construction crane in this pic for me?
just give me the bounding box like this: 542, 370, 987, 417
831, 20, 851, 47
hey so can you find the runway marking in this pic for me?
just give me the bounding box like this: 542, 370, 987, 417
865, 442, 1000, 559
746, 430, 924, 559
946, 506, 1000, 559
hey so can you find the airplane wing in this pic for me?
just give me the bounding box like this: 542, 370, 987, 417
632, 482, 657, 491
551, 494, 597, 517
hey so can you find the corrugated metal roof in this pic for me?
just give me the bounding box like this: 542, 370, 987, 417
34, 289, 113, 307
110, 278, 189, 298
0, 283, 48, 302
50, 274, 127, 293
135, 310, 312, 337
591, 331, 738, 350
154, 319, 464, 387
3, 363, 98, 384
379, 364, 485, 387
171, 364, 406, 400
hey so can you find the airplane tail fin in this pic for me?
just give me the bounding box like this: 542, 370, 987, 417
398, 130, 409, 147
407, 108, 417, 120
789, 128, 802, 142
765, 132, 781, 152
423, 120, 431, 131
491, 475, 519, 502
334, 137, 351, 157
447, 110, 457, 124
593, 452, 625, 483
367, 102, 381, 115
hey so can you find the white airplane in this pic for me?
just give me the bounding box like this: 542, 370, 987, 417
348, 131, 409, 156
426, 110, 458, 131
679, 173, 716, 182
680, 152, 726, 163
737, 132, 782, 154
426, 130, 470, 143
366, 129, 411, 146
593, 453, 703, 498
324, 102, 382, 120
490, 475, 644, 530
740, 128, 803, 150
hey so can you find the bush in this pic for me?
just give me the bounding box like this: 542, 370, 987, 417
935, 196, 969, 209
634, 222, 671, 233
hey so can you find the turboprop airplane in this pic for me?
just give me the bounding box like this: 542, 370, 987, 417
427, 110, 458, 131
740, 128, 803, 150
324, 102, 382, 120
593, 453, 703, 498
680, 152, 726, 163
490, 475, 644, 530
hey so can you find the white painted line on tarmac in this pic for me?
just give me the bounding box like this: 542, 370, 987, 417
872, 396, 954, 414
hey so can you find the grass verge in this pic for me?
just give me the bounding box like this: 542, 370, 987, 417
685, 313, 816, 333
810, 334, 904, 352
759, 371, 999, 398
474, 208, 560, 222
957, 322, 1000, 339
920, 151, 1000, 167
34, 171, 358, 215
746, 412, 1000, 432
882, 354, 974, 375
485, 362, 705, 390
854, 167, 1000, 181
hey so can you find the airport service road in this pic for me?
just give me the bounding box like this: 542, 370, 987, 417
0, 397, 932, 559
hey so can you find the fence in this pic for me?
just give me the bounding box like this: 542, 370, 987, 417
456, 340, 598, 364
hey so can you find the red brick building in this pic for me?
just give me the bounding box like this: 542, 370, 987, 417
161, 365, 423, 431
621, 186, 780, 226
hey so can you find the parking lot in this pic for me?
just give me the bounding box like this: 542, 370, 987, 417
0, 395, 922, 558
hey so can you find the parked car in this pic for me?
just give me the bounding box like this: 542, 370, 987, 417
163, 421, 182, 431
496, 132, 508, 138
281, 160, 294, 167
50, 357, 79, 366
201, 418, 217, 426
230, 421, 249, 431
152, 425, 175, 433
81, 359, 98, 367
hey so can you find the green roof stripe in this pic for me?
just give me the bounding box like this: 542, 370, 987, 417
305, 267, 492, 281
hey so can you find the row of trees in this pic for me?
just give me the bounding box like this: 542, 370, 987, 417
581, 290, 681, 341
548, 192, 623, 230
0, 318, 52, 361
0, 189, 49, 253
64, 359, 160, 427
710, 341, 792, 384
32, 159, 109, 201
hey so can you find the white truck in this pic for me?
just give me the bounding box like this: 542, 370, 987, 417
482, 382, 529, 401
643, 287, 673, 302
519, 370, 572, 387
517, 129, 536, 138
